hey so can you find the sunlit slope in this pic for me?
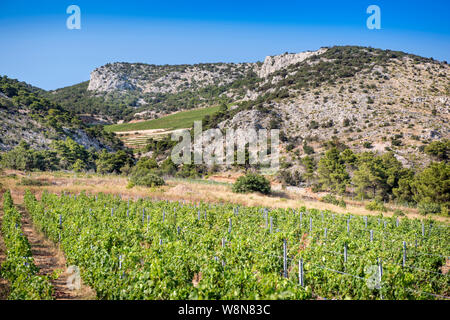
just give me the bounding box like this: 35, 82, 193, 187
105, 106, 220, 132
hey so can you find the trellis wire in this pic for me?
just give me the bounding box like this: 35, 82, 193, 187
313, 264, 365, 281
405, 288, 450, 300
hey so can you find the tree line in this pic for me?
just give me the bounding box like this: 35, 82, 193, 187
313, 140, 449, 215
1, 136, 448, 216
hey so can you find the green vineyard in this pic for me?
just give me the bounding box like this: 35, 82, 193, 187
10, 190, 449, 300
1, 191, 53, 300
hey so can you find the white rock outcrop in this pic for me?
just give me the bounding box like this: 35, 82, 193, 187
87, 62, 253, 93
257, 48, 328, 78
87, 49, 329, 93
87, 66, 136, 92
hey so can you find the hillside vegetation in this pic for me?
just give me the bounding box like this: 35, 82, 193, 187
47, 62, 257, 123
0, 75, 126, 152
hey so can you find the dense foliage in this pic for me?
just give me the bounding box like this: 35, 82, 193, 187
43, 81, 136, 122
128, 158, 166, 187
232, 173, 271, 195
314, 147, 449, 216
0, 139, 134, 174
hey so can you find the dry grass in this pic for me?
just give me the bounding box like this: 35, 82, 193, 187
1, 170, 448, 224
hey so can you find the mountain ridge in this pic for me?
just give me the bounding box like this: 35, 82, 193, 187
5, 46, 449, 171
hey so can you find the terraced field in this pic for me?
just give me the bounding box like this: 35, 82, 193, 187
116, 129, 187, 148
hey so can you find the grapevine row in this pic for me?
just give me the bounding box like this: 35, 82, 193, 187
0, 191, 53, 300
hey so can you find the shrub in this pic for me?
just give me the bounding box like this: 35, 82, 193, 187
391, 138, 402, 147
129, 168, 165, 188
18, 178, 50, 187
417, 202, 441, 215
279, 170, 303, 186
424, 139, 449, 161
343, 118, 351, 127
441, 204, 448, 217
309, 121, 319, 130
363, 141, 373, 149
365, 200, 387, 212
338, 199, 347, 208
303, 143, 315, 155
72, 159, 86, 173
321, 194, 346, 208
393, 209, 405, 216
232, 173, 271, 195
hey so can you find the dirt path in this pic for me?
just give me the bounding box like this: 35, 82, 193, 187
18, 205, 96, 300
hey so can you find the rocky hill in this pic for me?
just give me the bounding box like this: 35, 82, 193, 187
49, 50, 334, 122
48, 61, 259, 122
218, 47, 450, 161
45, 46, 449, 170
88, 62, 255, 94
214, 46, 449, 170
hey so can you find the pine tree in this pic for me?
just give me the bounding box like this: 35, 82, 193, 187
317, 147, 349, 194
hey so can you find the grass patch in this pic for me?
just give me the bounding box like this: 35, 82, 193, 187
105, 106, 220, 132
18, 178, 51, 186
167, 177, 231, 186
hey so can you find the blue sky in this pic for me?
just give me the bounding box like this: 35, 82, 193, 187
0, 0, 449, 90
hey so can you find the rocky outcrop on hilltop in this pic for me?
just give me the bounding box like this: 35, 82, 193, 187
87, 62, 254, 94
86, 49, 329, 94
87, 66, 136, 92
257, 48, 328, 78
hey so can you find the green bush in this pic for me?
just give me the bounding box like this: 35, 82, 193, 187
441, 204, 448, 217
363, 141, 373, 149
393, 209, 405, 216
303, 143, 315, 155
417, 202, 441, 215
232, 173, 271, 195
129, 168, 165, 188
18, 178, 50, 187
321, 194, 346, 208
365, 200, 387, 212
